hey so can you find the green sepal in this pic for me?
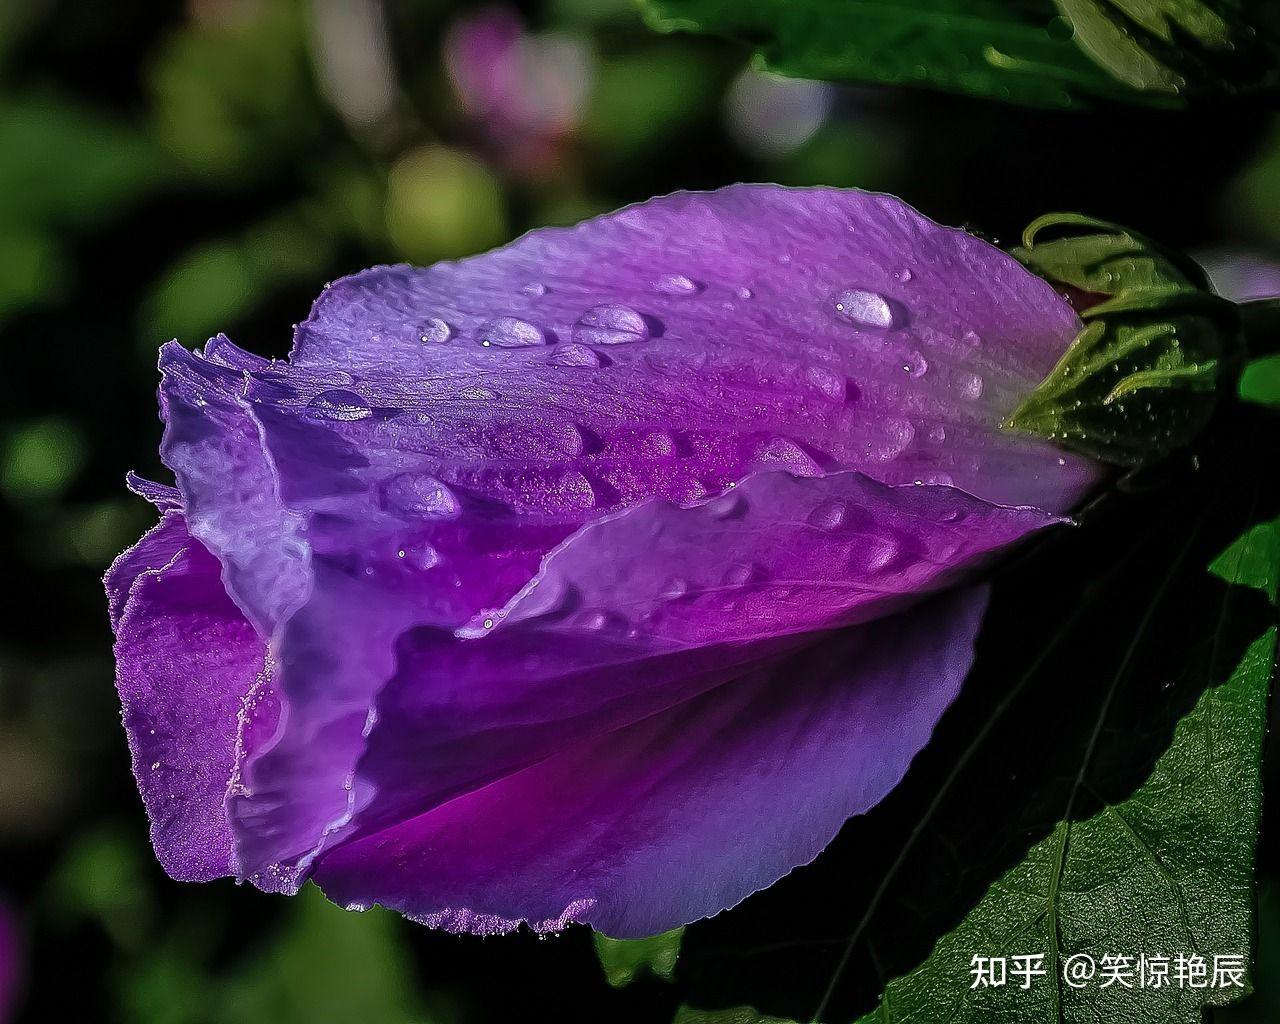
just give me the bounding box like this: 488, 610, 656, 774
593, 926, 684, 988
1005, 213, 1244, 467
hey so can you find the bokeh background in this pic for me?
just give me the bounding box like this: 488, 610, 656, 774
3, 1, 1280, 1021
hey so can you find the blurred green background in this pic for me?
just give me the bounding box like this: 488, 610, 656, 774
3, 1, 1280, 1021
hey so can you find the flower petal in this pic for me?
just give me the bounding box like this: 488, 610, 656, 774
106, 512, 269, 882
333, 471, 1056, 853
312, 585, 989, 937
294, 185, 1100, 512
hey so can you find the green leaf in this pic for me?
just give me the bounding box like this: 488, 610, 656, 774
639, 0, 1280, 108
1240, 356, 1280, 406
1005, 214, 1244, 466
673, 1007, 794, 1024
833, 514, 1280, 1024
1211, 517, 1280, 603
595, 927, 684, 987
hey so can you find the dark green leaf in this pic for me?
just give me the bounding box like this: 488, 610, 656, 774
596, 927, 685, 987
673, 1007, 793, 1024
847, 633, 1275, 1022
640, 0, 1280, 107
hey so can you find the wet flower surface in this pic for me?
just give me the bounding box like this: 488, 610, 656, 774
107, 185, 1099, 937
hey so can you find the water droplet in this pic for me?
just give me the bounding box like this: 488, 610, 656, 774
307, 389, 371, 421
521, 282, 548, 297
901, 351, 929, 378
420, 317, 453, 343
722, 562, 757, 586
861, 536, 900, 572
555, 469, 597, 511
655, 273, 703, 295
913, 472, 955, 487
674, 478, 710, 505
927, 424, 947, 444
640, 431, 676, 457
809, 499, 847, 530
559, 424, 589, 458
477, 316, 546, 348
895, 267, 914, 283
804, 365, 847, 400
397, 542, 441, 570
735, 286, 754, 300
572, 304, 651, 346
708, 489, 748, 520
580, 609, 625, 631
832, 288, 895, 328
751, 437, 822, 475
661, 577, 689, 599
957, 372, 985, 400
550, 344, 603, 367
460, 386, 497, 401
383, 473, 462, 517
866, 417, 915, 461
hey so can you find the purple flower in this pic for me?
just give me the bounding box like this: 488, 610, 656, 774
107, 185, 1100, 937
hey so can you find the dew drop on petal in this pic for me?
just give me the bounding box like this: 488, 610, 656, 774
572, 304, 651, 345
521, 282, 548, 297
751, 436, 823, 475
420, 317, 454, 344
832, 288, 895, 328
735, 286, 754, 300
307, 389, 371, 421
927, 424, 947, 444
550, 343, 603, 367
655, 273, 704, 295
399, 542, 440, 570
865, 417, 915, 461
556, 469, 598, 511
957, 372, 985, 400
673, 478, 710, 505
862, 535, 900, 572
808, 499, 847, 530
804, 365, 847, 400
640, 431, 676, 457
721, 561, 758, 586
477, 316, 547, 348
902, 351, 929, 378
383, 472, 463, 517
707, 489, 748, 520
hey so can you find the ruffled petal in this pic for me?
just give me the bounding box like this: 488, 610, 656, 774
312, 586, 989, 938
106, 512, 269, 882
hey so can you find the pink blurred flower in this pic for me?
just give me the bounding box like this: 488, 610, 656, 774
444, 5, 593, 176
